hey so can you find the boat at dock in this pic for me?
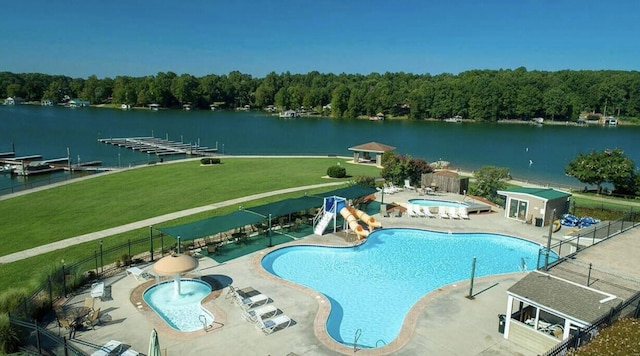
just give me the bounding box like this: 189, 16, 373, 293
11, 161, 64, 176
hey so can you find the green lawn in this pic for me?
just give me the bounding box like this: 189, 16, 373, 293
0, 157, 380, 287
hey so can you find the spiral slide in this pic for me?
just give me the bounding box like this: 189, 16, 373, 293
346, 206, 382, 230
339, 207, 370, 239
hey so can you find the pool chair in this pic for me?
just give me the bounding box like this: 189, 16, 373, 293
458, 207, 470, 220
448, 206, 460, 219
90, 281, 105, 300
407, 204, 419, 218
438, 206, 449, 219
422, 207, 436, 218
404, 179, 416, 190
241, 304, 278, 323
255, 314, 293, 335
235, 293, 270, 310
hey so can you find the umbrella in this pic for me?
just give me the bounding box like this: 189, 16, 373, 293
148, 328, 161, 356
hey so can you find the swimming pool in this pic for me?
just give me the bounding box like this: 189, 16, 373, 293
409, 198, 468, 208
143, 278, 214, 332
261, 228, 554, 348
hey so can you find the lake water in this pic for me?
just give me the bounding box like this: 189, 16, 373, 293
2, 105, 639, 194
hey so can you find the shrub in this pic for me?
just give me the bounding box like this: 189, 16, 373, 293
0, 313, 20, 354
200, 157, 221, 165
327, 165, 346, 178
0, 289, 29, 314
353, 175, 376, 188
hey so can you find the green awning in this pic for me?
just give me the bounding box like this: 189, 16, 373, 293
318, 185, 378, 200
246, 196, 324, 217
156, 210, 265, 241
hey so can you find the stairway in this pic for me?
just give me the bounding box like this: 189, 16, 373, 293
314, 211, 335, 235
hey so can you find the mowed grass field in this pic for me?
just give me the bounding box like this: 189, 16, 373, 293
0, 157, 380, 287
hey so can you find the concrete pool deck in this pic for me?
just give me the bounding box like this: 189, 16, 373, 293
50, 190, 561, 356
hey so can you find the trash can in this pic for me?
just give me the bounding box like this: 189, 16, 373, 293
535, 217, 543, 227
498, 314, 506, 334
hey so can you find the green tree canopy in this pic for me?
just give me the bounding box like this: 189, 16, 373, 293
565, 149, 636, 194
470, 166, 510, 204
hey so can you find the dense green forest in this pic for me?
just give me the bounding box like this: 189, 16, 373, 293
2, 68, 639, 121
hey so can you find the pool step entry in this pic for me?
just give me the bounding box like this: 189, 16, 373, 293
314, 211, 335, 235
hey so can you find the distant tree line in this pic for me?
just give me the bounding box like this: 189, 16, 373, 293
2, 68, 639, 121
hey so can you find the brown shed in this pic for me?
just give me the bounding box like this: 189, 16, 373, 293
421, 170, 469, 194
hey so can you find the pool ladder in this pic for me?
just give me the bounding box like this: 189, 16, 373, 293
199, 314, 209, 331
353, 329, 362, 353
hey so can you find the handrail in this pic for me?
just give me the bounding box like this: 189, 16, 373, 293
353, 328, 362, 353
199, 314, 208, 330
375, 339, 387, 347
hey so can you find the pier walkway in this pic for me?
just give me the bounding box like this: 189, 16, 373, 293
98, 137, 218, 156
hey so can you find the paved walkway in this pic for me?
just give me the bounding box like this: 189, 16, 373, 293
0, 181, 345, 264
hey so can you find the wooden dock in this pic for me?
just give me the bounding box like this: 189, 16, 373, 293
98, 137, 218, 156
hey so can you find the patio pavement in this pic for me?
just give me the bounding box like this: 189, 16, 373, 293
47, 189, 565, 356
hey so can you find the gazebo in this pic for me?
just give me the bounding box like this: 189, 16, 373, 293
153, 254, 199, 297
348, 142, 396, 166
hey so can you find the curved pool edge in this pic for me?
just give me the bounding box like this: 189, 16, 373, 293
253, 237, 532, 355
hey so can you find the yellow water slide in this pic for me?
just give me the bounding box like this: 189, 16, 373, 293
346, 206, 382, 230
339, 207, 370, 239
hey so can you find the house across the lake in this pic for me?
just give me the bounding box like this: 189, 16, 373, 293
68, 99, 90, 107
4, 96, 24, 105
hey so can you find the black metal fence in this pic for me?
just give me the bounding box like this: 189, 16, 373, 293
9, 317, 86, 356
537, 210, 640, 270
9, 232, 172, 320
543, 290, 640, 356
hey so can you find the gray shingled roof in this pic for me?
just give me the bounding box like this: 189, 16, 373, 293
508, 271, 622, 324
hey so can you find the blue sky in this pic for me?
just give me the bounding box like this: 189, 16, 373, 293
1, 0, 638, 79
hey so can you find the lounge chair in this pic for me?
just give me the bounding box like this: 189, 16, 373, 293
407, 204, 419, 218
237, 294, 270, 310
241, 304, 278, 323
255, 314, 293, 335
90, 340, 123, 356
126, 267, 153, 281
448, 206, 460, 219
459, 206, 470, 219
404, 179, 416, 190
422, 207, 436, 218
438, 206, 449, 219
414, 204, 427, 217
90, 281, 105, 299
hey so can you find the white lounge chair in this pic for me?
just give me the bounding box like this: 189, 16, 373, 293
242, 304, 278, 323
415, 204, 427, 217
438, 206, 449, 219
90, 282, 104, 299
407, 204, 419, 218
126, 266, 153, 281
236, 293, 270, 310
459, 206, 470, 219
448, 206, 460, 219
404, 179, 415, 190
389, 182, 403, 192
91, 340, 123, 356
422, 207, 436, 218
255, 314, 292, 335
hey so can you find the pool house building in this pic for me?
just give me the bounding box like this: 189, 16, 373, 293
497, 187, 571, 226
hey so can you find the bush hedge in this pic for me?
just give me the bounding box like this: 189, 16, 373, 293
327, 165, 346, 178
201, 157, 221, 165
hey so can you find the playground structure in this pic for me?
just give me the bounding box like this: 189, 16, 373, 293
313, 196, 382, 239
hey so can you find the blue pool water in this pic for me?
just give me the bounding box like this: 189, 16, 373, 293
143, 279, 214, 332
409, 198, 468, 208
261, 228, 553, 348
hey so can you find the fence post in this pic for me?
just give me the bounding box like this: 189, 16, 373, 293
35, 320, 41, 354
587, 263, 592, 286
150, 225, 154, 262
161, 234, 164, 257
467, 257, 476, 299
94, 251, 98, 277
48, 277, 53, 310
607, 221, 611, 239
61, 262, 67, 298
128, 239, 131, 261
99, 240, 104, 275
